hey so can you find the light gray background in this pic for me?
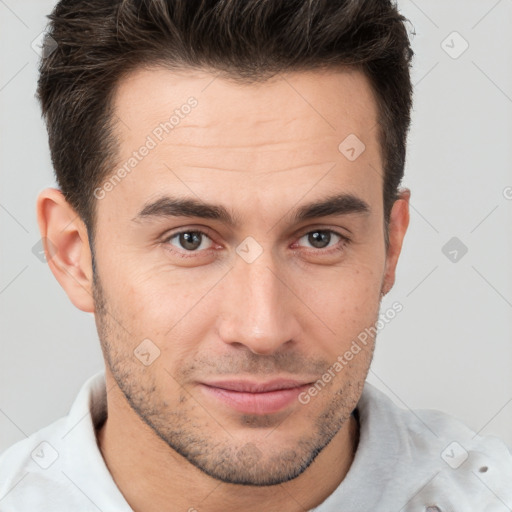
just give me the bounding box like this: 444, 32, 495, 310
1, 0, 511, 455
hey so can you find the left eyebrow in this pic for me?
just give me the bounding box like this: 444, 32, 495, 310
292, 193, 370, 223
132, 192, 370, 227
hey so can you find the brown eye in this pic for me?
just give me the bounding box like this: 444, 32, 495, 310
166, 231, 213, 252
298, 230, 346, 251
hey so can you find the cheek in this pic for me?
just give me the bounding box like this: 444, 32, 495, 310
97, 234, 384, 352
305, 261, 382, 314
299, 263, 382, 354
105, 257, 185, 309
102, 263, 217, 357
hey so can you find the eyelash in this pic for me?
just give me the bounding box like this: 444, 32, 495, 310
161, 228, 351, 259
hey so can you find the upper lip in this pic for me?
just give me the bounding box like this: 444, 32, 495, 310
201, 379, 312, 393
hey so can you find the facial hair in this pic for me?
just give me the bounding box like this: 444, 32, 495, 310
92, 266, 375, 486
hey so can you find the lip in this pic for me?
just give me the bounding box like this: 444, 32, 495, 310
199, 379, 312, 415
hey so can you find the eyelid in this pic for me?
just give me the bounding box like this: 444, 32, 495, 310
161, 226, 351, 256
161, 225, 215, 241
294, 224, 351, 241
161, 227, 216, 250
292, 229, 350, 253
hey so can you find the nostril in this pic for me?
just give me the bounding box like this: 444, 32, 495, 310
479, 466, 488, 473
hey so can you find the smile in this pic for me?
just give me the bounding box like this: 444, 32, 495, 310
199, 379, 313, 415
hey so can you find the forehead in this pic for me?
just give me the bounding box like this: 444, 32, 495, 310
114, 67, 376, 132
104, 65, 382, 223
111, 65, 379, 155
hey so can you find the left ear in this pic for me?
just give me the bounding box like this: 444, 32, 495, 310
381, 187, 410, 296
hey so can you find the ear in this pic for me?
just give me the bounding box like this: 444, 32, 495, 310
36, 188, 95, 312
381, 187, 410, 296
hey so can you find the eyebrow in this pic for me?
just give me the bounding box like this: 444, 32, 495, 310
133, 192, 370, 227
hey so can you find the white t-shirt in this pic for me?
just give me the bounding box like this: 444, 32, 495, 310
0, 372, 511, 511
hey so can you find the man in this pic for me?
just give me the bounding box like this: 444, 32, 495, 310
0, 0, 511, 510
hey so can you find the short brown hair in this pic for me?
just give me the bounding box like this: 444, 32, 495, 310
37, 0, 413, 243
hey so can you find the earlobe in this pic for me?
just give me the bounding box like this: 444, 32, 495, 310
381, 188, 411, 296
36, 188, 95, 313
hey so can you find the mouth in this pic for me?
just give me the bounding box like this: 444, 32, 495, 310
198, 378, 313, 415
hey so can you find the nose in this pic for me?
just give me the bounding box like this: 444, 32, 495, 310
216, 252, 301, 355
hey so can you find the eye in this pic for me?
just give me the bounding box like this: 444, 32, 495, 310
296, 229, 349, 252
165, 230, 213, 252
162, 227, 350, 258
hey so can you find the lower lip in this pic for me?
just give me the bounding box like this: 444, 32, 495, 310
199, 384, 310, 415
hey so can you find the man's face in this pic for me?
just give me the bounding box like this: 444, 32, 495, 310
92, 66, 394, 485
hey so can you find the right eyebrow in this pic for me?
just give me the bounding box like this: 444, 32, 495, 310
132, 195, 240, 226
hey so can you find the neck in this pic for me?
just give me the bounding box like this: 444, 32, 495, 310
96, 374, 359, 512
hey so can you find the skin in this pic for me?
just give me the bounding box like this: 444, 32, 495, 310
37, 66, 410, 512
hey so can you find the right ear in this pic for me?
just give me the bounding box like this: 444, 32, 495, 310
36, 188, 95, 313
